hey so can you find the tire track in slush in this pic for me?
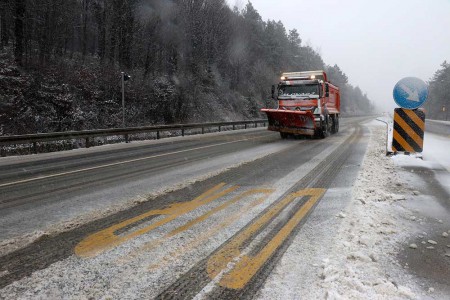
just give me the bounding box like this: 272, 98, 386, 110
155, 126, 362, 300
0, 122, 362, 292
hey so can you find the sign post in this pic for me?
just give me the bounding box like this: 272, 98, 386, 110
390, 77, 429, 155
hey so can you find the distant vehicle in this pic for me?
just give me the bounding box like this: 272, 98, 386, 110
261, 70, 340, 138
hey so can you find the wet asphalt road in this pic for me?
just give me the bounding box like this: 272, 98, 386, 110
396, 120, 450, 295
426, 119, 450, 137
0, 117, 371, 298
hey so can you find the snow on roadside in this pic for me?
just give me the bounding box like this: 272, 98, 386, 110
312, 123, 420, 299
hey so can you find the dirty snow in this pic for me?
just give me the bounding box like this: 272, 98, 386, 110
1, 120, 448, 298
0, 127, 354, 299
258, 120, 450, 299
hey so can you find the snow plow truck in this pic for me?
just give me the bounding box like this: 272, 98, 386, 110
261, 70, 340, 139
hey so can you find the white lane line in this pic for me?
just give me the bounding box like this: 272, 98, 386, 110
0, 135, 270, 188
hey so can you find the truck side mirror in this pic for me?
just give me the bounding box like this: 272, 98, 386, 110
325, 84, 329, 97
271, 85, 276, 99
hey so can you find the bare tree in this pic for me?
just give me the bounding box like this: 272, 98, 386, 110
14, 0, 25, 65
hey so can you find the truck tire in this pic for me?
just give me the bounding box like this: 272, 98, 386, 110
325, 117, 332, 137
330, 116, 336, 134
315, 118, 330, 139
280, 132, 288, 139
335, 115, 340, 133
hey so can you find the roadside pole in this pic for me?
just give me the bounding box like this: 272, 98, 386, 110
121, 72, 125, 128
121, 72, 131, 128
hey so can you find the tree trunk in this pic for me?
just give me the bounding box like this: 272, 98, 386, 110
14, 0, 25, 65
82, 0, 90, 61
108, 0, 119, 65
0, 14, 3, 50
97, 0, 106, 63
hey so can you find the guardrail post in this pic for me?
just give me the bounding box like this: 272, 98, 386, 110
233, 124, 235, 130
86, 137, 90, 148
202, 127, 205, 134
181, 127, 185, 137
157, 131, 160, 140
245, 124, 247, 129
1, 147, 5, 157
255, 122, 257, 128
125, 134, 130, 143
32, 142, 38, 154
219, 125, 221, 132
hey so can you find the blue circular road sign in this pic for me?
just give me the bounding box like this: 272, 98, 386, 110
393, 77, 428, 109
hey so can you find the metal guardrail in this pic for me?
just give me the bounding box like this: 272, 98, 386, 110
0, 119, 268, 155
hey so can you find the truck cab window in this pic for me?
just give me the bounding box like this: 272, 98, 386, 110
278, 84, 320, 99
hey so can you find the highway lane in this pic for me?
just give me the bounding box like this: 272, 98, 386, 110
0, 119, 359, 225
1, 128, 291, 243
0, 129, 276, 185
0, 131, 278, 209
426, 119, 450, 137
0, 117, 370, 298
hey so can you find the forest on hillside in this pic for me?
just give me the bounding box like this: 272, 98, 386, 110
0, 0, 374, 135
424, 61, 450, 121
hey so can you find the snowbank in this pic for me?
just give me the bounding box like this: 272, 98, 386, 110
310, 122, 450, 299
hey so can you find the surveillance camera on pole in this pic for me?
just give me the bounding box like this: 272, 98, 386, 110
121, 72, 131, 128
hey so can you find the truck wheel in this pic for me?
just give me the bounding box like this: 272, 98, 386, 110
280, 132, 288, 139
315, 119, 330, 139
330, 116, 336, 134
324, 117, 331, 137
336, 116, 340, 132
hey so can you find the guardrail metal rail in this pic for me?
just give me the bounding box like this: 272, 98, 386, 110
0, 119, 268, 156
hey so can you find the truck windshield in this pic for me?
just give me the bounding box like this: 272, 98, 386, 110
278, 84, 320, 99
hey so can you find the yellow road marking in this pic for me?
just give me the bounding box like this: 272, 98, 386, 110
207, 188, 326, 290
167, 189, 266, 237
0, 135, 268, 188
75, 183, 237, 258
119, 190, 272, 263
143, 189, 273, 269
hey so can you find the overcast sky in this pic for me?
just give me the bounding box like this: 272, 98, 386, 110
226, 0, 450, 111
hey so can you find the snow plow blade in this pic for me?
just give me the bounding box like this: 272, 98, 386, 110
261, 109, 316, 136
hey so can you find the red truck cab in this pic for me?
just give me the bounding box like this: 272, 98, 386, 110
262, 70, 340, 138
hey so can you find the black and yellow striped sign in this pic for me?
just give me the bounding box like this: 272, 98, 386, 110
393, 108, 425, 153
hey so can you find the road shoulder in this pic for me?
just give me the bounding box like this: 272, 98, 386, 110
258, 121, 449, 299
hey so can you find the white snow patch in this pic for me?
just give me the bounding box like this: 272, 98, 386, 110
257, 122, 421, 299
307, 125, 417, 299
